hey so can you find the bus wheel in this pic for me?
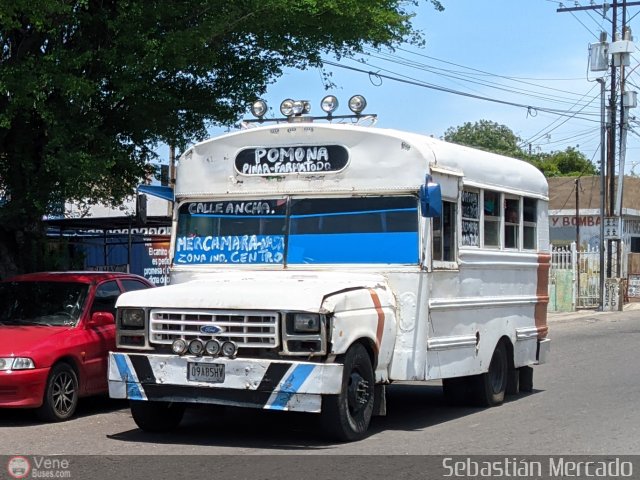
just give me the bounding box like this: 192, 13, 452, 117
473, 341, 508, 407
130, 400, 185, 432
321, 343, 374, 442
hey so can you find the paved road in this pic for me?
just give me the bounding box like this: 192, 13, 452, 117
2, 308, 639, 456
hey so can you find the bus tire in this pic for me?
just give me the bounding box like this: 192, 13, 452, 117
472, 341, 508, 407
321, 343, 374, 442
130, 400, 185, 432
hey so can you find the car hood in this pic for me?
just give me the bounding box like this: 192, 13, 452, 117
0, 326, 71, 356
117, 271, 389, 312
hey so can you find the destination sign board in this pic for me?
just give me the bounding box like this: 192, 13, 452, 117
234, 145, 349, 175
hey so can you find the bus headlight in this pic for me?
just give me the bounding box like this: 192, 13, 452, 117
282, 312, 327, 356
293, 313, 321, 333
121, 309, 145, 329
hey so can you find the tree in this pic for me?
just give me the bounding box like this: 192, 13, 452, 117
0, 0, 444, 275
443, 120, 523, 158
531, 147, 598, 177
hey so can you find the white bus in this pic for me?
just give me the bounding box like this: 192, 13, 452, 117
109, 96, 550, 441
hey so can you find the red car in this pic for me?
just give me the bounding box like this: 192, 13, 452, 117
0, 271, 153, 421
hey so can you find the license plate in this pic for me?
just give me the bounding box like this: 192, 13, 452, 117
187, 362, 225, 383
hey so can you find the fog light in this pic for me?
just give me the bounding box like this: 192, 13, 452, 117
280, 99, 295, 117
221, 341, 238, 358
171, 339, 188, 355
348, 95, 367, 114
188, 339, 205, 356
205, 339, 221, 356
321, 95, 339, 114
250, 100, 268, 118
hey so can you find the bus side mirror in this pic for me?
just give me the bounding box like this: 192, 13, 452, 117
420, 181, 442, 218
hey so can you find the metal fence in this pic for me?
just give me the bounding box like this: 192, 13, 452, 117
550, 243, 601, 311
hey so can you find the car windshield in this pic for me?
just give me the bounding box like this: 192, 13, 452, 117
0, 281, 90, 327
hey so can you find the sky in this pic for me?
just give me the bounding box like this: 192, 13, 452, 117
167, 1, 640, 175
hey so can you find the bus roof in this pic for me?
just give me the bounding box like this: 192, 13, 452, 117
176, 123, 548, 200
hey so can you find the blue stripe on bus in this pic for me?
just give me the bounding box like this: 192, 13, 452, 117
290, 207, 417, 219
190, 214, 286, 219
287, 232, 419, 264
269, 364, 316, 410
113, 353, 145, 400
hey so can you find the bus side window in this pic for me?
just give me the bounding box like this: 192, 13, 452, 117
433, 200, 457, 262
504, 197, 520, 249
483, 190, 501, 248
523, 197, 537, 249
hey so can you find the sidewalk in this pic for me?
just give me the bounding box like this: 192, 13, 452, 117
547, 301, 640, 322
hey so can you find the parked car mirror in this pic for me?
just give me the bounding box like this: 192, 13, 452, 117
88, 312, 115, 328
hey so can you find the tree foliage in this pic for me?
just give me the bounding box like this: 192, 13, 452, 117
444, 119, 597, 178
444, 120, 522, 158
0, 0, 443, 274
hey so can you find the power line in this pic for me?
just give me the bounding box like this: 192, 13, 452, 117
320, 58, 602, 122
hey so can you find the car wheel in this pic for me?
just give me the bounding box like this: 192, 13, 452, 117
130, 400, 185, 432
321, 343, 375, 442
36, 363, 79, 422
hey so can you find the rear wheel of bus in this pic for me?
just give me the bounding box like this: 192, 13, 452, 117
472, 341, 508, 407
321, 343, 375, 442
130, 400, 186, 432
442, 341, 508, 407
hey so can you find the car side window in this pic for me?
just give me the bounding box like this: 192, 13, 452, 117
121, 279, 149, 292
91, 281, 122, 316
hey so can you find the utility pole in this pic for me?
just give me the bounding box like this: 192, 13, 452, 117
575, 178, 581, 306
597, 78, 607, 309
558, 1, 639, 310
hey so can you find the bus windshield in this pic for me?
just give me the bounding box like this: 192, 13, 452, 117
175, 196, 419, 266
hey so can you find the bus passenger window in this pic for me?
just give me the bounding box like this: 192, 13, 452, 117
433, 201, 456, 262
523, 197, 537, 249
461, 190, 480, 247
504, 197, 520, 249
483, 190, 501, 248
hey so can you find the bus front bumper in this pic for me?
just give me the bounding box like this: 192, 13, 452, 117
108, 352, 343, 413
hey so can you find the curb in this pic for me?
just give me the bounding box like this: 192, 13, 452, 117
548, 302, 640, 322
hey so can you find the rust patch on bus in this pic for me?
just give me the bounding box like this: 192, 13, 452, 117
536, 253, 551, 339
368, 288, 386, 352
